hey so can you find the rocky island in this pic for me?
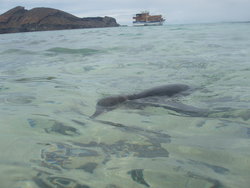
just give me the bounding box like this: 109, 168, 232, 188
0, 6, 120, 34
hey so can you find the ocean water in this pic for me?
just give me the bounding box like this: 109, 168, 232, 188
0, 23, 250, 188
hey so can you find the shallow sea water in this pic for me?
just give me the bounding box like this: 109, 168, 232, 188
0, 23, 250, 188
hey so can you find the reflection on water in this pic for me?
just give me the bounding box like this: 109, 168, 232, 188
0, 23, 250, 188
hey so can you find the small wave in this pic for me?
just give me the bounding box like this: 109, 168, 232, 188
0, 86, 9, 92
14, 76, 57, 83
46, 47, 102, 56
1, 49, 36, 55
0, 94, 36, 105
28, 40, 47, 45
169, 27, 187, 31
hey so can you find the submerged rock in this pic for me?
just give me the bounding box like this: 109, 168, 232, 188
44, 121, 80, 136
77, 162, 98, 173
33, 171, 90, 188
128, 169, 150, 187
0, 6, 119, 34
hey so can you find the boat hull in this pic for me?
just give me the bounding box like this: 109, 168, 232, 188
133, 21, 164, 26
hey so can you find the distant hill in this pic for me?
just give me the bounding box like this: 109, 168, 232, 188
0, 6, 120, 34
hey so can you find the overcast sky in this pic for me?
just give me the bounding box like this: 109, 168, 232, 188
1, 0, 249, 25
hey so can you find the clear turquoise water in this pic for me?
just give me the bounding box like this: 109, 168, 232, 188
0, 23, 250, 188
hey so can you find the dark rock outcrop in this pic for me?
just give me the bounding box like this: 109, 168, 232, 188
0, 6, 119, 34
